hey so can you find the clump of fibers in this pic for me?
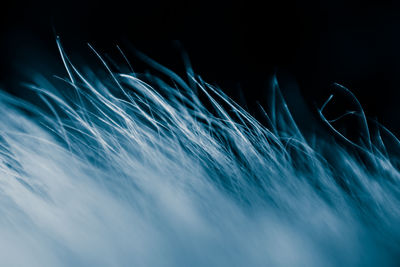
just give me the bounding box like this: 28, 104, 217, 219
0, 40, 399, 266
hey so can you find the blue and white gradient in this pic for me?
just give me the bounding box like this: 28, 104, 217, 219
0, 39, 399, 266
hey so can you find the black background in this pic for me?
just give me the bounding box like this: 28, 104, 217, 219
1, 0, 400, 134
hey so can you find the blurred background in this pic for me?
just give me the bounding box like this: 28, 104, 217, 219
1, 0, 400, 134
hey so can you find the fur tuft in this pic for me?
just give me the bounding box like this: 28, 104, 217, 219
0, 42, 400, 266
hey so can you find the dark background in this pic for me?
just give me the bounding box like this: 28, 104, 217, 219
1, 0, 400, 134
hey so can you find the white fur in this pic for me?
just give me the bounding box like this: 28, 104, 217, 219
0, 44, 399, 266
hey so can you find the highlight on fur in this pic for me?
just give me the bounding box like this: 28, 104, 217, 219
0, 38, 400, 266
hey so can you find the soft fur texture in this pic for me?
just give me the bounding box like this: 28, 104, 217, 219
0, 41, 399, 266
